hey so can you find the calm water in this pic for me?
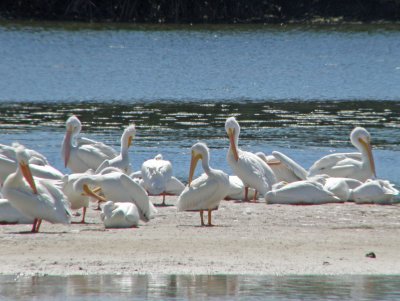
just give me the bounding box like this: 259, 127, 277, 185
0, 21, 399, 186
1, 274, 400, 300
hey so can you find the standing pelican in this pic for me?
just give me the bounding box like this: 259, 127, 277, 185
308, 127, 376, 181
2, 146, 71, 233
61, 115, 118, 173
73, 171, 156, 222
225, 117, 277, 202
96, 124, 136, 174
177, 142, 230, 226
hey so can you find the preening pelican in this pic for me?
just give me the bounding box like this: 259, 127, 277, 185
73, 171, 156, 222
177, 142, 230, 226
100, 201, 140, 228
225, 117, 277, 202
62, 169, 95, 223
308, 127, 376, 181
96, 124, 136, 174
256, 151, 307, 183
2, 146, 71, 233
350, 179, 399, 204
265, 180, 341, 205
61, 115, 118, 173
0, 199, 34, 224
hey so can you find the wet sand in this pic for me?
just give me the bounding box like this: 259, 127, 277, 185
1, 196, 400, 276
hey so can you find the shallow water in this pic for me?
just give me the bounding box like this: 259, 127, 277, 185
1, 274, 400, 300
0, 22, 399, 186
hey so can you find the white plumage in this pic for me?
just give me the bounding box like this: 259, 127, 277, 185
0, 199, 34, 224
96, 124, 136, 174
100, 201, 140, 228
2, 146, 71, 232
350, 179, 399, 204
61, 115, 118, 173
73, 170, 156, 222
308, 127, 376, 181
225, 117, 277, 201
177, 142, 230, 226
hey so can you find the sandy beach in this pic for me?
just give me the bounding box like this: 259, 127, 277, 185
1, 196, 399, 276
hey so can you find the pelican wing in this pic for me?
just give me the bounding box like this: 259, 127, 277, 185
119, 174, 156, 220
177, 174, 221, 211
76, 137, 118, 158
271, 151, 308, 180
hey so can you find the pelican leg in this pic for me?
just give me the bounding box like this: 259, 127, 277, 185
95, 201, 101, 210
252, 190, 258, 203
207, 209, 214, 227
80, 207, 87, 224
200, 210, 205, 226
161, 193, 166, 206
31, 219, 38, 233
244, 187, 249, 202
35, 219, 42, 232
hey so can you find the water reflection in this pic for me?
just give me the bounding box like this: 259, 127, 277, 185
1, 274, 400, 300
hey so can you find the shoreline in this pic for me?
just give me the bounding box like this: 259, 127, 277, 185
1, 196, 400, 276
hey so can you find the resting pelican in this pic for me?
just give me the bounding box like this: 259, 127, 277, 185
265, 180, 341, 205
225, 117, 277, 202
177, 142, 230, 226
2, 146, 71, 233
350, 179, 399, 204
0, 199, 34, 224
100, 201, 140, 228
256, 151, 307, 183
96, 124, 136, 174
140, 154, 176, 206
61, 115, 118, 173
73, 171, 156, 222
308, 127, 376, 181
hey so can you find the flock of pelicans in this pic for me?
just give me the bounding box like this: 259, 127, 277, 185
0, 115, 398, 231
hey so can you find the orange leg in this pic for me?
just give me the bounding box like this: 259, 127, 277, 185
200, 210, 205, 226
244, 187, 249, 202
31, 219, 37, 233
35, 219, 42, 232
252, 190, 258, 203
162, 193, 166, 206
80, 207, 87, 224
207, 209, 214, 227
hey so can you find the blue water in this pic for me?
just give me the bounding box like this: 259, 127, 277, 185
0, 22, 399, 185
1, 274, 400, 300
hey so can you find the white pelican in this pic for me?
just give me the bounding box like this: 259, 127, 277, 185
96, 124, 136, 174
256, 151, 308, 183
0, 142, 49, 165
61, 115, 118, 173
313, 175, 362, 202
0, 199, 34, 224
225, 117, 277, 202
73, 171, 156, 222
177, 142, 230, 226
140, 154, 176, 206
61, 170, 95, 223
350, 179, 399, 204
265, 180, 341, 205
100, 201, 140, 228
2, 146, 71, 233
308, 127, 376, 181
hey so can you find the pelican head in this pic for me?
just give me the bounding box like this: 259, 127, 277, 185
15, 146, 37, 194
122, 124, 136, 148
225, 117, 240, 161
73, 176, 106, 202
63, 115, 82, 167
350, 127, 376, 177
188, 142, 208, 186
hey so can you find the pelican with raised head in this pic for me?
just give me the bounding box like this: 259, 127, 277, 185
308, 127, 376, 181
225, 117, 277, 202
177, 142, 230, 226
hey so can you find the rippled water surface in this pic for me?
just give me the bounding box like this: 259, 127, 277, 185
2, 274, 400, 301
0, 22, 399, 185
